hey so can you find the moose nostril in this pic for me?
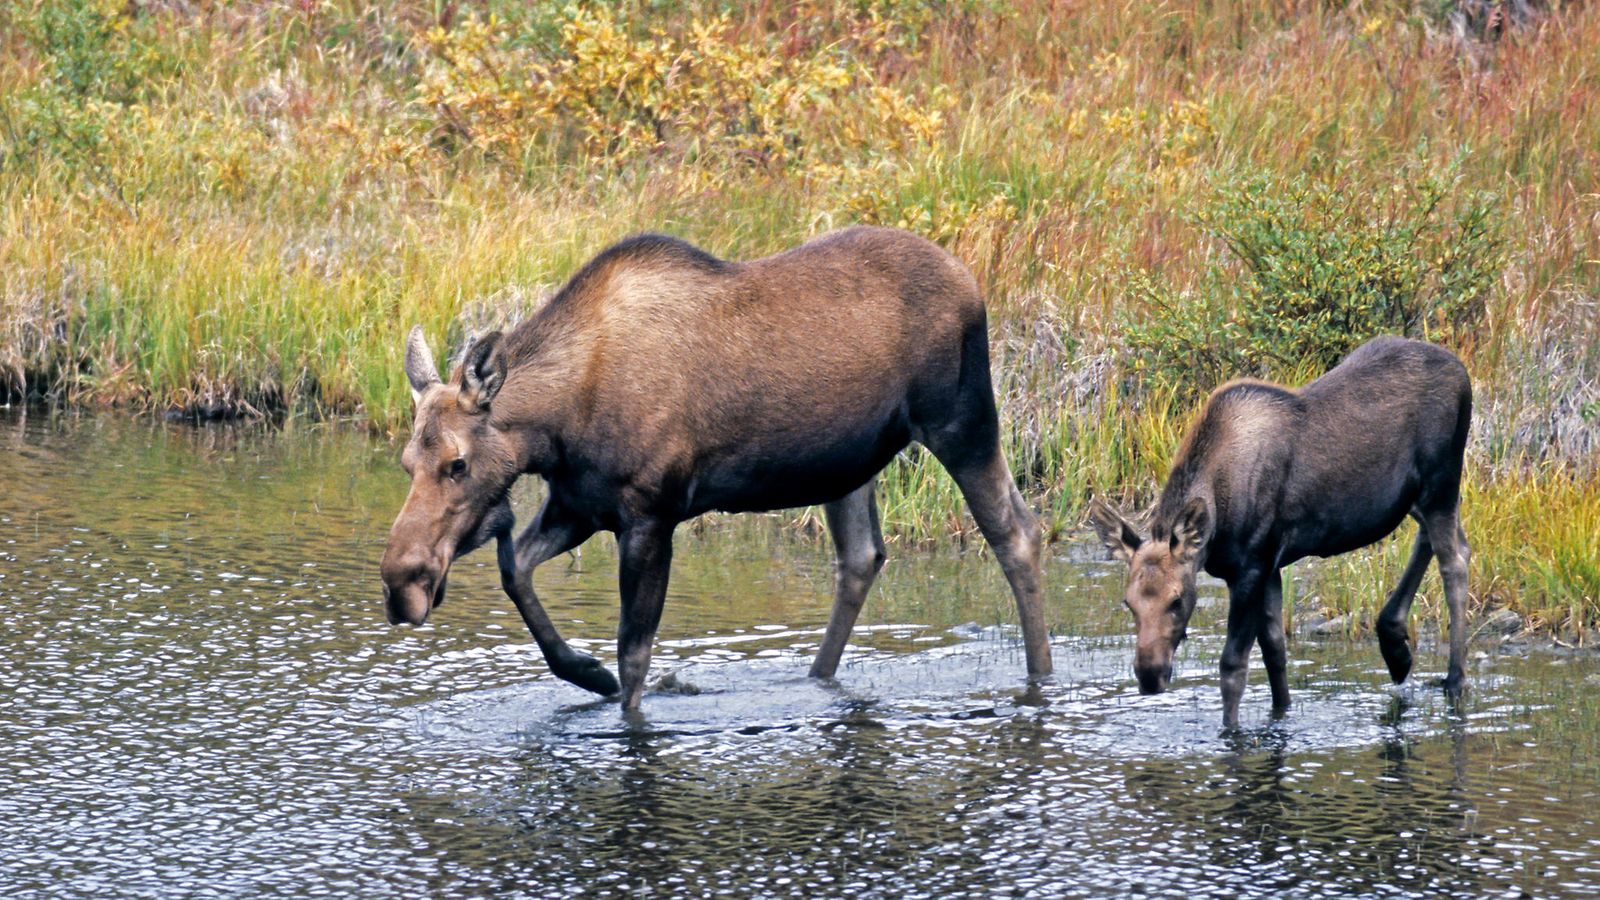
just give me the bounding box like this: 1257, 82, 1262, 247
1135, 666, 1171, 695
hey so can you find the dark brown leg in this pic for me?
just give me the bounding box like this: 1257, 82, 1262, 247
1258, 569, 1291, 713
616, 519, 675, 711
498, 497, 616, 696
1423, 507, 1470, 695
1376, 520, 1434, 685
938, 448, 1052, 678
810, 479, 887, 679
914, 318, 1050, 678
1220, 569, 1265, 730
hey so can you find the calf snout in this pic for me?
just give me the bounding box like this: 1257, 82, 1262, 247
1135, 663, 1173, 695
1134, 642, 1174, 694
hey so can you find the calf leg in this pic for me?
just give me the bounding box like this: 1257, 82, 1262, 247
616, 519, 675, 711
498, 498, 616, 696
810, 480, 888, 679
931, 445, 1052, 678
1376, 521, 1434, 685
1220, 571, 1265, 730
1258, 569, 1291, 713
1423, 508, 1471, 695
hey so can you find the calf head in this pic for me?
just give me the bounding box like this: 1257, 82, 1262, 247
380, 326, 518, 626
1088, 497, 1211, 694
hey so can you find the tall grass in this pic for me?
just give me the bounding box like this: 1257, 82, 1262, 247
1, 1, 1596, 633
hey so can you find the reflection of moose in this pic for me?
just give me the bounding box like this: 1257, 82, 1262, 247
1122, 715, 1480, 895
379, 227, 1052, 709
387, 708, 1059, 893
1091, 338, 1472, 727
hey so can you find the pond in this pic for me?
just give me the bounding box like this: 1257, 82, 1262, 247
1, 409, 1597, 897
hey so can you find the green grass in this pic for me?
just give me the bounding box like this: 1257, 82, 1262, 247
1, 0, 1596, 634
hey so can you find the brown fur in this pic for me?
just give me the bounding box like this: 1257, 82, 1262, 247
1091, 337, 1473, 727
380, 227, 1053, 709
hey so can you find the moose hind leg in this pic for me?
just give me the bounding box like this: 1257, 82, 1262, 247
810, 480, 887, 679
616, 520, 675, 711
1375, 521, 1433, 685
931, 444, 1052, 677
1424, 507, 1471, 695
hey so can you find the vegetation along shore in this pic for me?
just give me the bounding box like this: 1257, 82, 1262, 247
2, 2, 1595, 637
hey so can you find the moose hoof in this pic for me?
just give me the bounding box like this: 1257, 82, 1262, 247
1379, 639, 1413, 685
1220, 708, 1242, 734
1437, 671, 1466, 697
556, 651, 621, 696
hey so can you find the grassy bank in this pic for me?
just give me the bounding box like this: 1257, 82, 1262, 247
2, 1, 1596, 634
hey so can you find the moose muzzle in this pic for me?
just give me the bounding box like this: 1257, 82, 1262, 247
380, 549, 449, 626
1134, 643, 1175, 695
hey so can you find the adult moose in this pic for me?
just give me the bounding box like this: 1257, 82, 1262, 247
379, 226, 1052, 710
1089, 337, 1472, 728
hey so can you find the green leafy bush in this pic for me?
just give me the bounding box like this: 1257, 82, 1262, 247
1123, 162, 1504, 396
0, 0, 177, 170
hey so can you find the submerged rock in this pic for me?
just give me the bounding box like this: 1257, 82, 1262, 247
1480, 607, 1523, 637
649, 670, 703, 696
1294, 610, 1329, 636
1302, 612, 1354, 637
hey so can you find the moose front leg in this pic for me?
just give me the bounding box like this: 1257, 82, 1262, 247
498, 499, 618, 697
1219, 570, 1265, 730
1258, 569, 1291, 715
810, 480, 887, 679
616, 519, 675, 711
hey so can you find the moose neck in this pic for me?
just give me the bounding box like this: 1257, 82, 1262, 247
1148, 434, 1218, 577
482, 314, 588, 477
1152, 460, 1209, 536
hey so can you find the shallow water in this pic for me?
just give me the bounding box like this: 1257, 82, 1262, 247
1, 409, 1597, 897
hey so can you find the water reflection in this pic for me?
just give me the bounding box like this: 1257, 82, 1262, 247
1122, 704, 1492, 896
396, 690, 1067, 895
1, 409, 1598, 897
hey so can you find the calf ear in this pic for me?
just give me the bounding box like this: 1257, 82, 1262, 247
1171, 496, 1211, 563
458, 331, 506, 412
404, 325, 441, 403
1087, 497, 1142, 564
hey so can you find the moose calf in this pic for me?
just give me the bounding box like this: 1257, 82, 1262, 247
1090, 337, 1472, 728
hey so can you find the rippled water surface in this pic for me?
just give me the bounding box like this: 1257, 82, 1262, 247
2, 410, 1598, 897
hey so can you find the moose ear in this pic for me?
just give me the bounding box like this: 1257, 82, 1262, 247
404, 325, 441, 403
1170, 496, 1211, 563
1088, 497, 1143, 564
458, 330, 505, 412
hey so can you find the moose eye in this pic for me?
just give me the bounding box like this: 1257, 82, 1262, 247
448, 458, 467, 479
1168, 597, 1184, 615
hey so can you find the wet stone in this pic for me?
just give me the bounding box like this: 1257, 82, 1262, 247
1309, 613, 1354, 637
1481, 607, 1524, 637
1294, 610, 1331, 635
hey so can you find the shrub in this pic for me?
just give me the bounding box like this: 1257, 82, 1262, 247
1123, 161, 1505, 396
0, 0, 177, 171
413, 5, 947, 172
